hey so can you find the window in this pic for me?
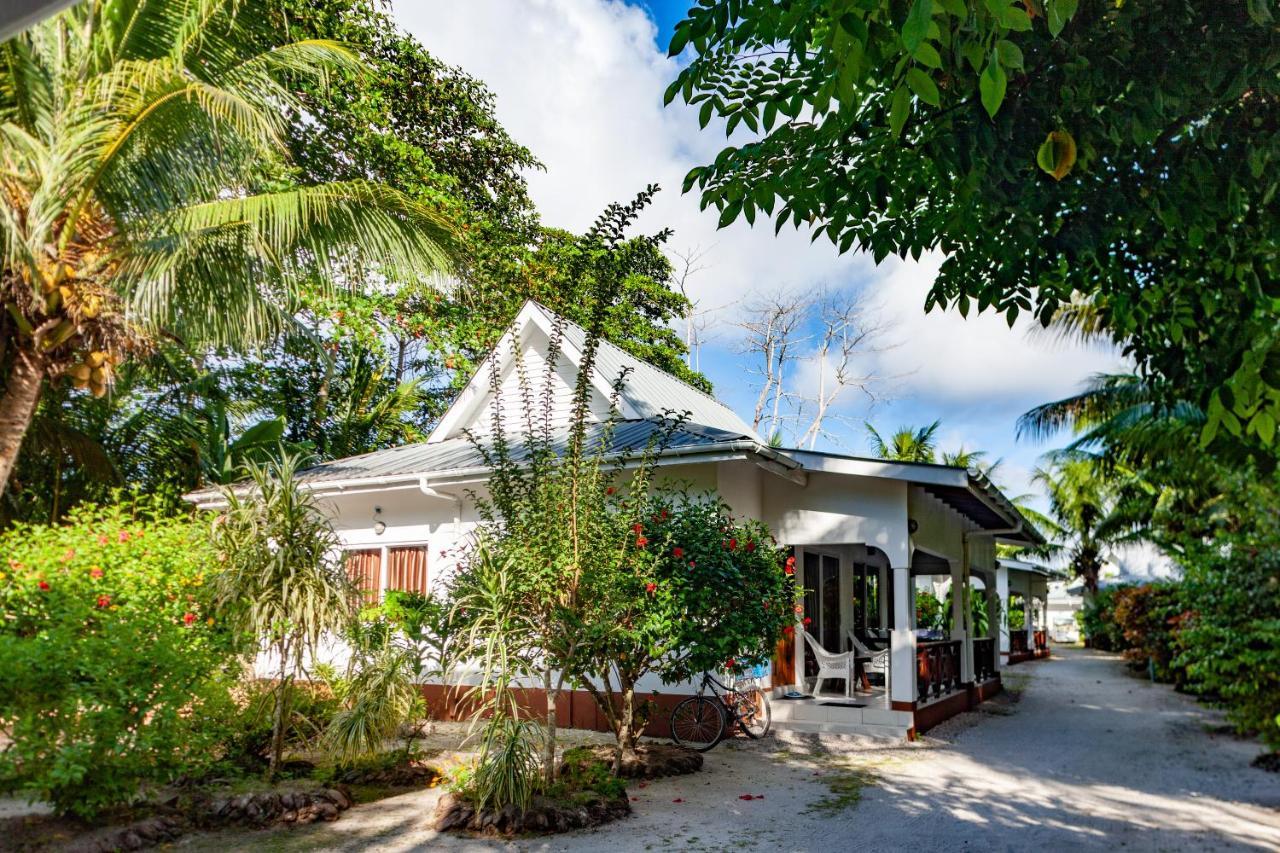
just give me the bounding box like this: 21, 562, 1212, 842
387, 546, 429, 594
346, 548, 381, 605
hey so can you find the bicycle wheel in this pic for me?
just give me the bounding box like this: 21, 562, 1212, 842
670, 696, 725, 752
734, 686, 772, 739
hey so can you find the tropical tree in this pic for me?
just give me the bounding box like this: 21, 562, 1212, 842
0, 0, 454, 496
865, 420, 940, 462
211, 451, 354, 780
667, 1, 1280, 451
1031, 456, 1116, 594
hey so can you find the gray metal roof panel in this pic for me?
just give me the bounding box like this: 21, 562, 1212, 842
291, 418, 749, 485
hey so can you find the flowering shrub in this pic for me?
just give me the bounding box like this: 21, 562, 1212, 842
0, 503, 238, 818
575, 486, 796, 755
1110, 583, 1189, 684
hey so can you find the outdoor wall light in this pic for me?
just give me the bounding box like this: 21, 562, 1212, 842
373, 506, 386, 536
908, 518, 919, 534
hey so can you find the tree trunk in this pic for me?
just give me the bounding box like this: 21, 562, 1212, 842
269, 641, 291, 781
0, 345, 46, 498
613, 686, 638, 774
544, 669, 558, 786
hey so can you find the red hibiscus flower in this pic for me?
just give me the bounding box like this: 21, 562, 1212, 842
632, 523, 643, 534
746, 541, 756, 552
89, 567, 103, 579
183, 612, 196, 625
606, 487, 615, 495
117, 531, 130, 543
96, 595, 111, 608
38, 580, 50, 591
725, 658, 736, 669
660, 509, 669, 519
784, 563, 795, 576
645, 582, 657, 595
688, 560, 696, 568
727, 538, 737, 551
635, 536, 649, 549
803, 616, 812, 627
782, 625, 794, 637
672, 547, 684, 558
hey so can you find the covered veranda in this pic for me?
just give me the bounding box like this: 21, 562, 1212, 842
762, 454, 1046, 737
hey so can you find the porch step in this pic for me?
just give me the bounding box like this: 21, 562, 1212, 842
770, 698, 913, 740
772, 720, 909, 741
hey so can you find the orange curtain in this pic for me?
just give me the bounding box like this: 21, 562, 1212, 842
346, 549, 381, 605
387, 546, 429, 594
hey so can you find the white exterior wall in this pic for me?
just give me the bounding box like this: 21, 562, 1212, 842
762, 471, 909, 568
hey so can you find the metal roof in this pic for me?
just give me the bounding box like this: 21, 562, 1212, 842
186, 419, 758, 502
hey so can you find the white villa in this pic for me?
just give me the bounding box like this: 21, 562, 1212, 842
192, 302, 1052, 740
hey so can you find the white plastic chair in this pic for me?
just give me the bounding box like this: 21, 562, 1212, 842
848, 630, 890, 694
802, 631, 855, 698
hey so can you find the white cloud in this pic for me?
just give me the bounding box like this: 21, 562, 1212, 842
392, 0, 867, 314
393, 0, 1125, 415
866, 253, 1127, 405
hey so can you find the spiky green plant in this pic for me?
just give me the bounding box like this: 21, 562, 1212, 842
0, 0, 454, 496
211, 449, 354, 779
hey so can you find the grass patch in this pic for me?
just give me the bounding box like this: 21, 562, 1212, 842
804, 766, 877, 816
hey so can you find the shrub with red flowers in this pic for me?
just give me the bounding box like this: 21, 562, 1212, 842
0, 501, 238, 819
575, 486, 796, 761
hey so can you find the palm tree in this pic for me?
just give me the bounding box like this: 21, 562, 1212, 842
1031, 455, 1116, 594
865, 420, 940, 463
0, 0, 453, 496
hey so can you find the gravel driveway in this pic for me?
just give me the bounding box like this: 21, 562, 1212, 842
178, 646, 1280, 852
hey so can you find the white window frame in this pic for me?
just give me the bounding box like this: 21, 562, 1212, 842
341, 539, 431, 601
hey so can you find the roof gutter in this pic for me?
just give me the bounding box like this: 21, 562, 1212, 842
183, 440, 804, 506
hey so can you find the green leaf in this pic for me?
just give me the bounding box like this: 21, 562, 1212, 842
902, 0, 934, 52
889, 85, 911, 137
914, 43, 943, 68
980, 59, 1007, 118
907, 68, 941, 106
1002, 6, 1033, 31
668, 23, 691, 57
995, 39, 1023, 70
1046, 0, 1079, 38
718, 199, 742, 229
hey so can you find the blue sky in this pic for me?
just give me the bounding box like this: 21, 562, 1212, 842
393, 1, 1127, 514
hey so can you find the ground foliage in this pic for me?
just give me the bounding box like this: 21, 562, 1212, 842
669, 0, 1280, 451
0, 501, 238, 819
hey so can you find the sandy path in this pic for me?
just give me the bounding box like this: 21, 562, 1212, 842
176, 647, 1280, 852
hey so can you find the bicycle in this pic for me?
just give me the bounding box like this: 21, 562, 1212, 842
669, 671, 771, 751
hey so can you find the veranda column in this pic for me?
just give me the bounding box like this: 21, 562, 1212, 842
949, 559, 973, 684
1025, 593, 1036, 651
889, 564, 917, 707
995, 563, 1010, 667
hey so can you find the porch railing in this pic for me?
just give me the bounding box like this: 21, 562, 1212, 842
1034, 630, 1048, 652
916, 640, 961, 701
1009, 632, 1029, 655
973, 637, 996, 682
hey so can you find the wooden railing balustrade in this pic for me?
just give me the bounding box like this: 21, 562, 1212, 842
916, 640, 961, 701
1034, 630, 1048, 652
973, 637, 997, 682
